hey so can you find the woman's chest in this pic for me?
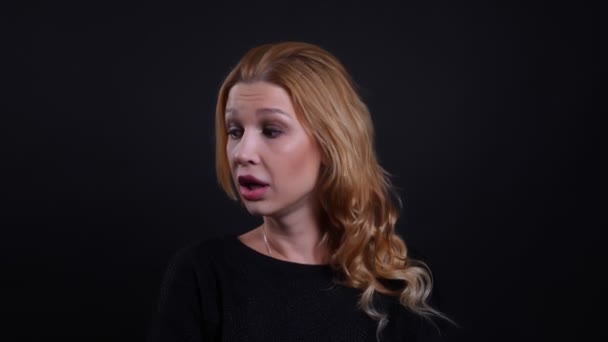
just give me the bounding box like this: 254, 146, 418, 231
217, 272, 379, 342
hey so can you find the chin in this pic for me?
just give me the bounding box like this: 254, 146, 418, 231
242, 201, 275, 217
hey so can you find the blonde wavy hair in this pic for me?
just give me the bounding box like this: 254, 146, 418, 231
215, 41, 448, 339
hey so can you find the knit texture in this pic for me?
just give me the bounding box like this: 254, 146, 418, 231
147, 235, 444, 342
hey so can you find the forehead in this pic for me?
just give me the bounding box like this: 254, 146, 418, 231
225, 82, 294, 118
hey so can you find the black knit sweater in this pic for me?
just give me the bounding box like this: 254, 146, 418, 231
147, 234, 444, 342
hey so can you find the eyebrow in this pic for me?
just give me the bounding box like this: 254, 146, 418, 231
225, 107, 291, 119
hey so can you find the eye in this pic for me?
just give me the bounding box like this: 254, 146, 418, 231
262, 127, 282, 138
227, 127, 243, 139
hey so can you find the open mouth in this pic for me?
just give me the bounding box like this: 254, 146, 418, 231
237, 176, 269, 200
237, 175, 269, 190
242, 182, 267, 190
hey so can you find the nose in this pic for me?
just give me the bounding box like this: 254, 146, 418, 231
232, 129, 261, 166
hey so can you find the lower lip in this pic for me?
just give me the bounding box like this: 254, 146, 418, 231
239, 185, 269, 201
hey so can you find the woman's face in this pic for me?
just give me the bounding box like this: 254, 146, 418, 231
225, 81, 323, 218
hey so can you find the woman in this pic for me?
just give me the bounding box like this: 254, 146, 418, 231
148, 41, 450, 341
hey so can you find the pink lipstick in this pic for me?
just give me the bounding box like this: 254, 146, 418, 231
237, 175, 269, 201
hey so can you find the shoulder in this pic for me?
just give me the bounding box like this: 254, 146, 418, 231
149, 236, 232, 340
160, 234, 238, 285
380, 302, 448, 342
167, 234, 236, 269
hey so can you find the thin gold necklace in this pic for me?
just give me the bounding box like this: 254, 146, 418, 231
262, 224, 272, 256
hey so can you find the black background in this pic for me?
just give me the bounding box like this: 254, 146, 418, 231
2, 1, 602, 341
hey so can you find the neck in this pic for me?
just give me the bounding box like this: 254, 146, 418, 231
261, 212, 329, 265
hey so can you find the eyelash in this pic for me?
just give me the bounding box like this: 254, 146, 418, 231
226, 127, 283, 139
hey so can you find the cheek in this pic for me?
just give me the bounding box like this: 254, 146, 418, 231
226, 141, 236, 163
277, 141, 321, 184
226, 143, 237, 180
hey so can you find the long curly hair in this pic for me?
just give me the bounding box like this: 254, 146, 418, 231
215, 41, 448, 339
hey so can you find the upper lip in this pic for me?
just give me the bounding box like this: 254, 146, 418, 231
237, 175, 269, 186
